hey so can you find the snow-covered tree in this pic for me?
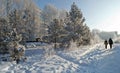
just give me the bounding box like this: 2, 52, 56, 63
0, 11, 22, 54
65, 2, 91, 46
41, 4, 59, 24
48, 19, 61, 48
0, 18, 9, 54
47, 19, 67, 49
0, 0, 37, 54
0, 0, 22, 54
21, 9, 36, 42
58, 9, 67, 20
8, 9, 22, 41
40, 4, 59, 40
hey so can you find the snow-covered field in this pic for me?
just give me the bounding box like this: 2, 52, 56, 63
0, 43, 120, 73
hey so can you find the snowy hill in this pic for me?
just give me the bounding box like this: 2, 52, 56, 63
0, 43, 120, 73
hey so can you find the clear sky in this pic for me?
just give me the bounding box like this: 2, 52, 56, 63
34, 0, 120, 34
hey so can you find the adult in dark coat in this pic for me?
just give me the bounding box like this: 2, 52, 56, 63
104, 40, 108, 49
108, 38, 113, 48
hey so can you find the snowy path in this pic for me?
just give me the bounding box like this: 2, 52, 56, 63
96, 44, 120, 73
0, 43, 120, 73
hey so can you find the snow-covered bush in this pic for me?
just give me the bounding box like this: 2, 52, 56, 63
8, 41, 25, 61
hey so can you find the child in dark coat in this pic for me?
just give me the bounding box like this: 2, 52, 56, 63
104, 40, 108, 49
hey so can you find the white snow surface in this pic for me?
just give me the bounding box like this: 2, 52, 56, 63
0, 43, 120, 73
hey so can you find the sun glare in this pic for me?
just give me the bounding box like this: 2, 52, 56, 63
106, 13, 120, 33
96, 12, 120, 34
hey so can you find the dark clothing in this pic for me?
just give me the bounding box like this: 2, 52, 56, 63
109, 44, 112, 49
16, 58, 20, 64
104, 40, 108, 49
109, 38, 113, 44
108, 38, 113, 48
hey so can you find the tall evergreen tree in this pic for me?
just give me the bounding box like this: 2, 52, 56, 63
65, 2, 91, 46
48, 19, 61, 48
0, 18, 9, 54
0, 9, 22, 54
22, 9, 36, 42
46, 18, 67, 49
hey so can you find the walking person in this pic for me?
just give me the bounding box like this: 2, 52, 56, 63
104, 40, 108, 49
108, 38, 113, 48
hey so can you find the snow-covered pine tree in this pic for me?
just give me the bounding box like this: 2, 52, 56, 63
21, 8, 36, 42
0, 0, 8, 54
41, 4, 59, 42
47, 19, 67, 49
0, 10, 22, 54
76, 24, 91, 46
8, 9, 22, 42
65, 2, 91, 46
0, 18, 9, 54
0, 9, 26, 61
48, 19, 61, 48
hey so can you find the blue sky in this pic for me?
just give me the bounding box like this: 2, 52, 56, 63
34, 0, 120, 34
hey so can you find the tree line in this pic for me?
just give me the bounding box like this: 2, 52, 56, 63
0, 0, 91, 53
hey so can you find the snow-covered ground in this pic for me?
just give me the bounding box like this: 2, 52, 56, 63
0, 43, 120, 73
